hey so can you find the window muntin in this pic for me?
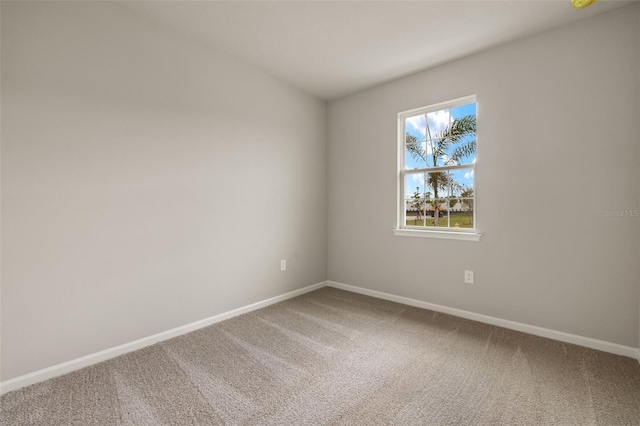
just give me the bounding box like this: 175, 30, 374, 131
398, 96, 476, 232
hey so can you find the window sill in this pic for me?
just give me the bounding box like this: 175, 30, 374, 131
392, 228, 482, 241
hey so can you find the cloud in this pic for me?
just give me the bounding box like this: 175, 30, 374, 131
411, 173, 424, 183
406, 115, 426, 138
407, 110, 451, 141
426, 109, 451, 138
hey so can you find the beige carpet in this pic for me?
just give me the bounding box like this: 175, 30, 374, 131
1, 287, 639, 425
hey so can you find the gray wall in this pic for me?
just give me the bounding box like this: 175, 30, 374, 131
1, 2, 327, 380
328, 5, 640, 348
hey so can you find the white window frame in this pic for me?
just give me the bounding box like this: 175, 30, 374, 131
393, 95, 481, 241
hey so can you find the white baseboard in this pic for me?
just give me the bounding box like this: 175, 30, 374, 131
0, 281, 327, 395
3, 279, 638, 395
327, 281, 640, 361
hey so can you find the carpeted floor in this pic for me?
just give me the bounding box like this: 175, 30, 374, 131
1, 287, 639, 425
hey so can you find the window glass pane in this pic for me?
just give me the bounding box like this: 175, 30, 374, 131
449, 133, 476, 166
404, 145, 426, 170
450, 103, 476, 121
448, 168, 474, 196
422, 172, 447, 227
405, 114, 426, 140
431, 197, 449, 227
451, 199, 474, 229
448, 168, 474, 228
424, 102, 476, 167
404, 115, 427, 169
404, 172, 427, 226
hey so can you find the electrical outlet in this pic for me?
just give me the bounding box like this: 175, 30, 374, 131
465, 270, 474, 284
280, 259, 286, 271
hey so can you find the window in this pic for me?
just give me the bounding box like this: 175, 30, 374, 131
395, 95, 480, 241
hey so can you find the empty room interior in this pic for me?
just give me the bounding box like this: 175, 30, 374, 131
1, 0, 640, 424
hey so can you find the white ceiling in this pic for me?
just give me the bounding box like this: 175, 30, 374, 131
120, 0, 634, 101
